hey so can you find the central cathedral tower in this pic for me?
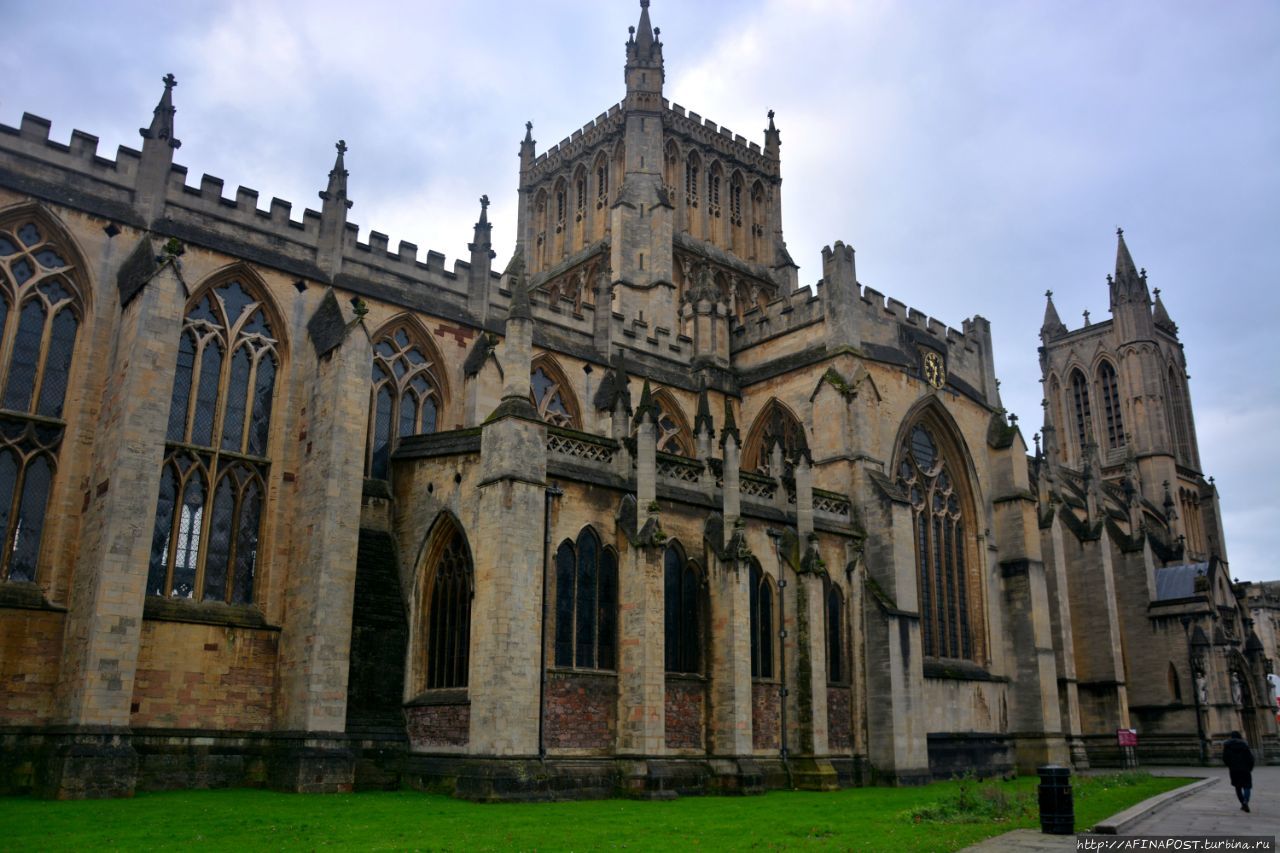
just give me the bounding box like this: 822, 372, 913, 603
515, 1, 797, 357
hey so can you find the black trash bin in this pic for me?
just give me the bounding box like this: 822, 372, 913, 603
1037, 764, 1074, 835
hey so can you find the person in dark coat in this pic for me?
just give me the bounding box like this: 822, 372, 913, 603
1222, 730, 1255, 812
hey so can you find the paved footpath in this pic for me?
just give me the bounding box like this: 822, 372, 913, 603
963, 765, 1280, 852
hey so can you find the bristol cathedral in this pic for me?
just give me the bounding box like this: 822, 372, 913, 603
1, 3, 1274, 799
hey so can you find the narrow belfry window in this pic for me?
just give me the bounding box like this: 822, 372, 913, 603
531, 365, 575, 427
685, 155, 699, 209
707, 169, 722, 219
1070, 369, 1092, 452
730, 180, 743, 227
575, 175, 586, 222
897, 422, 977, 661
826, 584, 846, 683
596, 164, 609, 210
553, 527, 618, 670
1167, 365, 1192, 464
148, 280, 277, 604
0, 219, 81, 584
1098, 361, 1125, 449
749, 561, 774, 679
426, 524, 472, 690
664, 543, 701, 674
367, 327, 442, 479
555, 184, 566, 234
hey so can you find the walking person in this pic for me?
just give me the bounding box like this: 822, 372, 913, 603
1222, 730, 1255, 812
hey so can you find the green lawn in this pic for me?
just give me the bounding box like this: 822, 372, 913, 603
0, 772, 1189, 852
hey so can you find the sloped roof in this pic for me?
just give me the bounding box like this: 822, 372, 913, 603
1155, 561, 1210, 600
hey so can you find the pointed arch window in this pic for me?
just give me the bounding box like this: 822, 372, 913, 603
750, 181, 767, 260
1069, 369, 1092, 453
652, 392, 693, 456
664, 543, 702, 674
574, 169, 587, 224
1167, 365, 1192, 464
148, 279, 277, 603
746, 401, 806, 474
896, 422, 980, 661
826, 583, 847, 683
553, 527, 618, 670
749, 560, 775, 679
596, 159, 610, 211
368, 326, 442, 479
1097, 361, 1125, 450
707, 166, 722, 220
684, 154, 700, 209
0, 219, 82, 583
729, 176, 744, 228
531, 363, 576, 428
554, 180, 567, 235
425, 521, 472, 690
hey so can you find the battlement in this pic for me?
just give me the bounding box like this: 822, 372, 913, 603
526, 103, 626, 181
0, 110, 494, 312
731, 283, 823, 349
664, 103, 774, 173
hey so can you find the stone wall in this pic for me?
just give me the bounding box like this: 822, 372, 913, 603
752, 681, 781, 751
827, 686, 852, 753
544, 670, 617, 751
0, 608, 64, 725
665, 677, 705, 750
130, 620, 278, 730
406, 701, 470, 749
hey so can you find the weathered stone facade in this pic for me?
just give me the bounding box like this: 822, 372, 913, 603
0, 1, 1270, 800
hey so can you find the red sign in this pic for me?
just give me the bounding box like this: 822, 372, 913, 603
1117, 729, 1138, 747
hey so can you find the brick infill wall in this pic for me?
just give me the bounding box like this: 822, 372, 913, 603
664, 676, 705, 750
752, 681, 781, 751
544, 669, 617, 751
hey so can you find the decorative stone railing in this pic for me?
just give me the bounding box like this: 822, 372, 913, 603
813, 488, 853, 521
656, 452, 703, 484
740, 470, 778, 501
546, 427, 617, 465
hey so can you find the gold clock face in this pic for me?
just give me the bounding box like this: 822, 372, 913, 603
923, 351, 945, 389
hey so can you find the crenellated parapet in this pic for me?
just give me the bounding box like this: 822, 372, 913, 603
0, 110, 501, 322
663, 103, 775, 176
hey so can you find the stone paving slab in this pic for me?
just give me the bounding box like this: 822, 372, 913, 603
962, 766, 1280, 852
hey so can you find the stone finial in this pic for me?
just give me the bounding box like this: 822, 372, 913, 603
764, 108, 781, 159
319, 139, 353, 210
719, 397, 740, 448
694, 383, 714, 437
140, 73, 181, 149
506, 256, 533, 322
469, 194, 494, 257
1082, 309, 1090, 326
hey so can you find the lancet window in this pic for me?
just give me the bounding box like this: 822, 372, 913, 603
1070, 369, 1092, 452
425, 520, 472, 690
0, 219, 81, 583
749, 560, 775, 679
685, 154, 700, 209
897, 422, 979, 661
653, 392, 692, 456
729, 176, 743, 228
664, 543, 702, 674
554, 527, 618, 670
368, 326, 442, 479
1097, 360, 1125, 450
826, 584, 847, 683
707, 166, 722, 220
148, 279, 278, 604
1167, 365, 1193, 465
746, 401, 806, 475
596, 161, 609, 211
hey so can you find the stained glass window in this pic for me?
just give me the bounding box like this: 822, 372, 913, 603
553, 527, 617, 670
664, 543, 702, 674
1070, 369, 1092, 452
897, 422, 977, 661
0, 219, 82, 583
749, 560, 775, 679
426, 523, 472, 690
147, 280, 277, 604
366, 327, 442, 479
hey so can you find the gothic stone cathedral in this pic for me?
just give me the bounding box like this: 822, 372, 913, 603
0, 3, 1272, 799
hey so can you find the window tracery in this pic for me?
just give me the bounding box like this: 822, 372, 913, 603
148, 279, 277, 604
1070, 369, 1092, 452
367, 326, 442, 479
425, 521, 472, 690
749, 560, 775, 679
0, 219, 80, 583
746, 401, 806, 474
897, 422, 978, 661
531, 363, 576, 428
554, 527, 618, 670
707, 165, 722, 220
684, 154, 700, 209
1097, 360, 1125, 450
664, 543, 701, 674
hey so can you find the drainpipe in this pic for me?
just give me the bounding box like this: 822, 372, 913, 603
538, 482, 564, 761
768, 527, 793, 788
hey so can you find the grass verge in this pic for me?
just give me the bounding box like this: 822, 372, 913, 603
0, 771, 1191, 852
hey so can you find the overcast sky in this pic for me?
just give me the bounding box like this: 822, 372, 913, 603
5, 1, 1278, 581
